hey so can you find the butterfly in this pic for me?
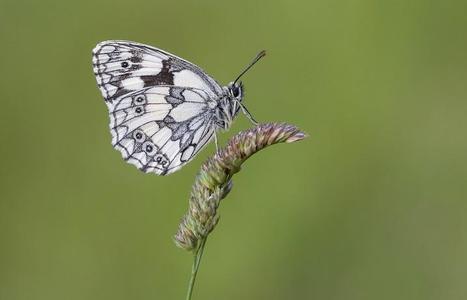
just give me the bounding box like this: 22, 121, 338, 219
92, 40, 265, 175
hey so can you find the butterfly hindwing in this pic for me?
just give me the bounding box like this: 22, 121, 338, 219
92, 41, 223, 175
108, 86, 215, 175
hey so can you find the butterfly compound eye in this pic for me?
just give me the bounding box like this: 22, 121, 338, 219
231, 85, 242, 98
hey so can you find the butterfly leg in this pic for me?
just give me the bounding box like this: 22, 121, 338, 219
238, 101, 258, 125
214, 132, 219, 151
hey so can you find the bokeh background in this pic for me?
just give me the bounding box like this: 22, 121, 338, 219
1, 0, 467, 299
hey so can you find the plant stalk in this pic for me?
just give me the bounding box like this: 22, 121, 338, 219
185, 238, 207, 300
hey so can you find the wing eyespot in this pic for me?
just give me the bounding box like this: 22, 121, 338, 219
142, 141, 158, 155
133, 130, 145, 143
154, 154, 169, 167
134, 106, 144, 116
133, 94, 146, 104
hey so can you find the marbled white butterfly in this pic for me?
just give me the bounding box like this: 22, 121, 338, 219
92, 41, 265, 175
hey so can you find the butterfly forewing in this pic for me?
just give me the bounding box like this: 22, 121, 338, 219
92, 41, 222, 175
93, 41, 223, 100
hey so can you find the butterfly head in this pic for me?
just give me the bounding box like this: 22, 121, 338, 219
226, 81, 244, 101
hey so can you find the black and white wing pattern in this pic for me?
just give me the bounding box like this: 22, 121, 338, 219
92, 41, 223, 175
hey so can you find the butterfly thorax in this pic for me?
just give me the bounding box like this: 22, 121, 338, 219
213, 82, 244, 131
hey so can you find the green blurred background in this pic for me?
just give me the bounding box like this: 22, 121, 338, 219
1, 0, 467, 299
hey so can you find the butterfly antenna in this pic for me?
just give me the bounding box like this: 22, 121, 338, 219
233, 50, 266, 85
